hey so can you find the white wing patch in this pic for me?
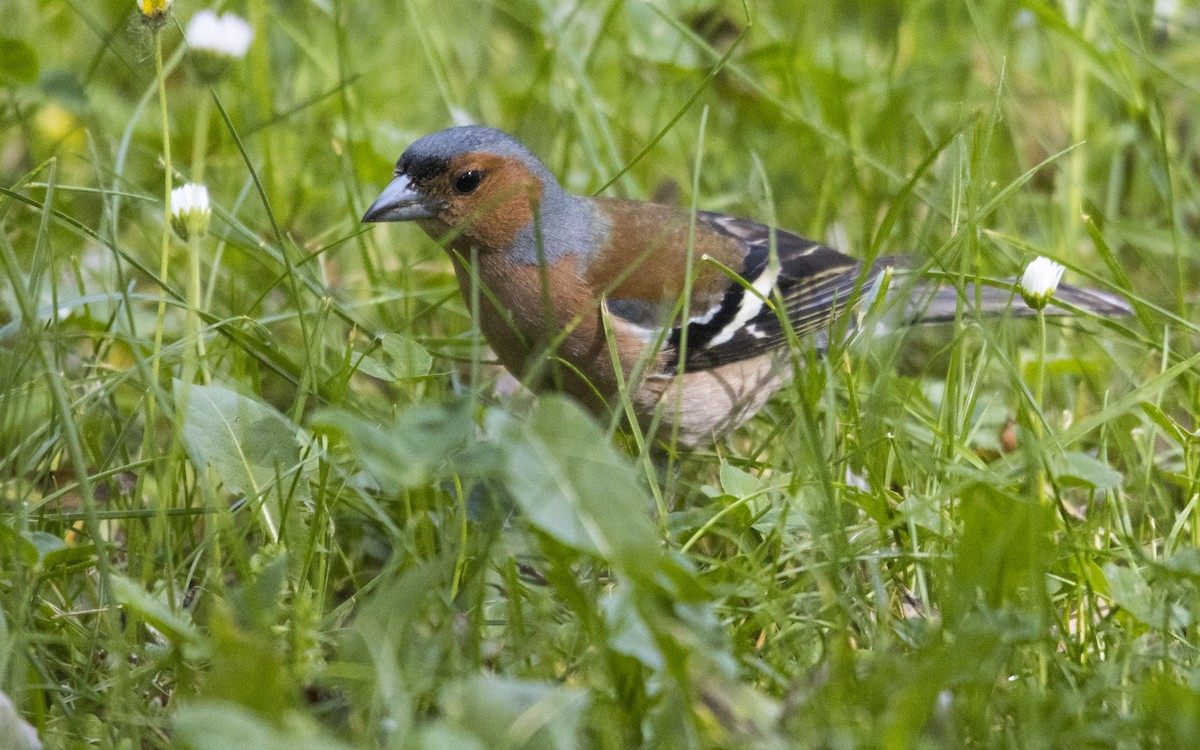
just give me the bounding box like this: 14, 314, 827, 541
704, 262, 780, 348
689, 303, 721, 325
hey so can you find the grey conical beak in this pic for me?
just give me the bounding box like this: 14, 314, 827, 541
362, 174, 435, 223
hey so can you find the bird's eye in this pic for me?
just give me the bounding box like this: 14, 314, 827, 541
453, 170, 484, 195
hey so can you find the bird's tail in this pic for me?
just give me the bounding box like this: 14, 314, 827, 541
857, 257, 1132, 326
844, 259, 1130, 349
909, 277, 1133, 323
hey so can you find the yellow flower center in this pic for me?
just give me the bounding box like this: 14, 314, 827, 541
137, 0, 172, 16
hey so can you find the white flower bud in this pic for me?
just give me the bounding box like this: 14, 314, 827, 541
1019, 256, 1065, 310
185, 11, 254, 82
170, 183, 211, 241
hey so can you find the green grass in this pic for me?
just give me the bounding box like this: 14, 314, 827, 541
2, 0, 1199, 747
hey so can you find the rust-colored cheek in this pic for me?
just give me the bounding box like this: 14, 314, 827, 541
464, 194, 536, 250
440, 154, 544, 253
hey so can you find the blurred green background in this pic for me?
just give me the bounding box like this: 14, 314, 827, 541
2, 1, 1199, 748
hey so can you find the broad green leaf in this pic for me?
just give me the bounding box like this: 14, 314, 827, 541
489, 396, 703, 597
174, 701, 356, 750
1138, 678, 1200, 748
443, 676, 589, 750
416, 724, 487, 750
24, 531, 65, 561
0, 524, 38, 565
1042, 356, 1109, 379
949, 483, 1053, 621
1160, 549, 1200, 581
36, 535, 95, 571
1052, 451, 1123, 490
489, 397, 654, 558
625, 2, 705, 69
0, 38, 37, 84
719, 462, 761, 499
175, 380, 312, 544
315, 399, 478, 491
0, 525, 95, 571
109, 574, 200, 645
1104, 562, 1191, 630
39, 69, 87, 111
355, 333, 433, 381
602, 587, 664, 670
895, 492, 944, 532
201, 604, 295, 716
344, 567, 446, 741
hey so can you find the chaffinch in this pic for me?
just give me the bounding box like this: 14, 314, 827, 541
362, 125, 1129, 447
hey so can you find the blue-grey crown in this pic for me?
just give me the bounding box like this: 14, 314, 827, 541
399, 125, 558, 190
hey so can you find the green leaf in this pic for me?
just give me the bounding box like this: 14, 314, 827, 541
1138, 678, 1200, 748
895, 492, 944, 532
0, 525, 94, 571
39, 69, 87, 111
355, 333, 433, 381
109, 574, 201, 645
1051, 451, 1123, 490
176, 380, 312, 544
1042, 356, 1109, 379
37, 536, 96, 571
602, 586, 664, 670
949, 483, 1053, 621
1159, 549, 1200, 581
315, 399, 479, 491
625, 3, 705, 69
489, 398, 651, 555
24, 531, 66, 561
0, 38, 38, 85
201, 603, 295, 715
1141, 402, 1191, 447
174, 701, 356, 750
1104, 562, 1191, 630
0, 524, 38, 566
443, 676, 589, 750
489, 397, 703, 598
719, 462, 761, 499
415, 724, 487, 750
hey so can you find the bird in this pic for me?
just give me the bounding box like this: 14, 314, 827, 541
362, 125, 1130, 448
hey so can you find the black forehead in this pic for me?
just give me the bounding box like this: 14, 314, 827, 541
399, 155, 450, 183
397, 125, 548, 181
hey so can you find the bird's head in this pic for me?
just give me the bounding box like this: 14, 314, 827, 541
362, 125, 561, 252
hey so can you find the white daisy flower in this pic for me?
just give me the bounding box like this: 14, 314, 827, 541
185, 11, 254, 81
1019, 256, 1065, 310
186, 11, 254, 58
170, 183, 211, 241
